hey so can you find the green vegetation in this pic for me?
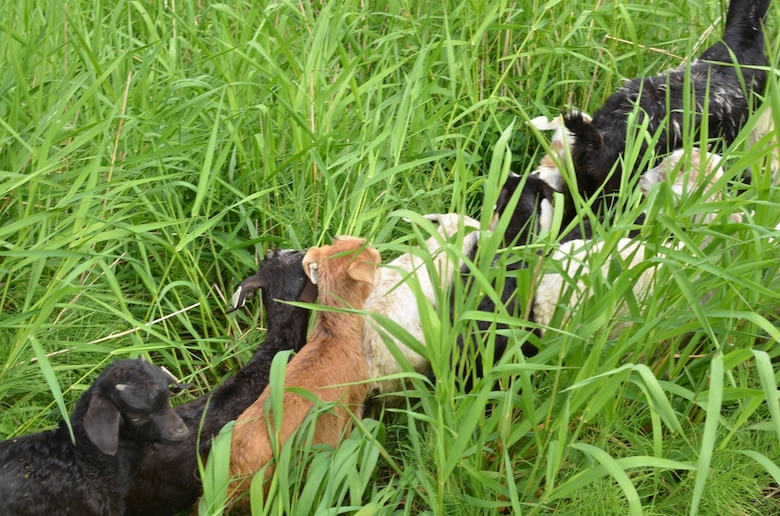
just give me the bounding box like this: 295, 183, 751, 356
1, 0, 779, 514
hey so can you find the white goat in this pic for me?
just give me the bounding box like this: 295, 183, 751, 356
533, 237, 671, 331
639, 147, 742, 225
364, 213, 480, 399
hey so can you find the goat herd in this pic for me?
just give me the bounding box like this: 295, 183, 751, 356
0, 0, 776, 514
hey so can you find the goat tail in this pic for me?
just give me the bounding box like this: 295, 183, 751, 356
723, 0, 770, 35
719, 0, 771, 58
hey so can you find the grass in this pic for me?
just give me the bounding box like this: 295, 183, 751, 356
1, 0, 779, 514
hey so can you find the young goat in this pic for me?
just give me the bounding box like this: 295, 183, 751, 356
532, 237, 664, 330
640, 148, 723, 197
223, 236, 380, 512
363, 214, 479, 402
641, 147, 752, 252
639, 147, 733, 219
492, 172, 558, 247
563, 0, 769, 215
461, 141, 745, 386
454, 235, 669, 388
0, 359, 189, 516
125, 250, 316, 516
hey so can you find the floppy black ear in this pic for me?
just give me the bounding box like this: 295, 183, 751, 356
297, 279, 318, 303
83, 389, 121, 456
227, 272, 269, 312
563, 111, 602, 149
494, 173, 522, 216
422, 214, 441, 225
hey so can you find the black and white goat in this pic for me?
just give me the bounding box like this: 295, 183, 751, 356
125, 250, 316, 516
0, 358, 189, 516
456, 136, 765, 387
453, 163, 656, 387
564, 0, 769, 214
528, 112, 592, 193
452, 173, 589, 387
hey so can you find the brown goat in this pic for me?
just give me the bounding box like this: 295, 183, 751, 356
223, 236, 380, 512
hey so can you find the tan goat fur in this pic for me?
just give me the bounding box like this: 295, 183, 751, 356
224, 236, 380, 512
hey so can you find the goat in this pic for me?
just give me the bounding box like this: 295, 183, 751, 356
452, 168, 638, 388
563, 0, 769, 215
528, 112, 593, 193
450, 174, 561, 388
492, 172, 558, 247
640, 147, 725, 201
641, 147, 765, 252
222, 236, 379, 512
363, 214, 480, 402
456, 141, 746, 387
639, 146, 737, 220
125, 249, 316, 516
532, 237, 663, 330
0, 358, 189, 516
453, 234, 670, 388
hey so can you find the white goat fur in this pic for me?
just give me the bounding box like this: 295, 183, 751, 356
533, 238, 673, 331
639, 147, 742, 225
364, 213, 480, 397
641, 146, 780, 241
529, 112, 592, 191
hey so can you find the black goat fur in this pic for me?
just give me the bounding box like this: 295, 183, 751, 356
564, 0, 769, 215
0, 359, 189, 516
125, 249, 316, 516
452, 171, 629, 390
494, 172, 557, 248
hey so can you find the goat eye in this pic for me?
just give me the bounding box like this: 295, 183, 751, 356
129, 416, 142, 423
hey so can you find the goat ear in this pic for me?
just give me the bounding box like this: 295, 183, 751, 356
539, 197, 554, 233
528, 115, 560, 131
422, 214, 441, 225
347, 259, 377, 286
302, 248, 324, 284
240, 273, 268, 293
227, 273, 266, 312
83, 390, 121, 456
297, 279, 318, 303
494, 173, 521, 214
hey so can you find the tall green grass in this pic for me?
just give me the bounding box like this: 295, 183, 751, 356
1, 0, 779, 514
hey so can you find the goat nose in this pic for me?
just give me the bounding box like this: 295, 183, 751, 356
169, 424, 190, 440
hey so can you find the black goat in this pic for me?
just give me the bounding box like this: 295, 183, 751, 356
452, 174, 600, 389
492, 172, 557, 248
564, 0, 769, 215
124, 249, 316, 516
0, 358, 189, 516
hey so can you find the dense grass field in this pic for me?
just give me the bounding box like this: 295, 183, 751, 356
1, 0, 780, 514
